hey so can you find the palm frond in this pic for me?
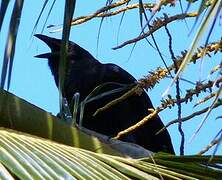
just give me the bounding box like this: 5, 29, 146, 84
0, 129, 221, 179
0, 0, 10, 31
163, 0, 222, 96
0, 88, 122, 156
59, 0, 76, 113
0, 0, 24, 90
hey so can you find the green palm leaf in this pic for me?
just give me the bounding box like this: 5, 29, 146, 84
0, 129, 221, 179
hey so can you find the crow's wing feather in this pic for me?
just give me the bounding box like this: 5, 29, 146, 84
102, 63, 136, 84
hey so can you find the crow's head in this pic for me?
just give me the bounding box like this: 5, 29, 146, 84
34, 34, 95, 84
35, 34, 94, 62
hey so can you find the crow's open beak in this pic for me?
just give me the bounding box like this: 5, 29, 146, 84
34, 34, 61, 58
34, 53, 52, 59
34, 52, 60, 59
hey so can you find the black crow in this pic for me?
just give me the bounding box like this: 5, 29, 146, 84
35, 34, 174, 154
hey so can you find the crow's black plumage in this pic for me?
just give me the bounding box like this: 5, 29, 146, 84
35, 34, 174, 154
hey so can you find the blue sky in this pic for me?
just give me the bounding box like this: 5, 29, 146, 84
0, 1, 221, 155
